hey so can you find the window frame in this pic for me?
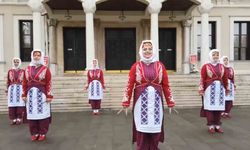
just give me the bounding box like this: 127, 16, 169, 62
19, 20, 33, 62
196, 21, 217, 61
233, 21, 250, 60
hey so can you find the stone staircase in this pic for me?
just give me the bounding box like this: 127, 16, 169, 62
0, 73, 249, 113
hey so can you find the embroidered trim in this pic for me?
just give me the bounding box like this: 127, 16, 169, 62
38, 68, 47, 81
19, 71, 24, 81
158, 63, 163, 84
206, 66, 213, 78
9, 70, 14, 82
220, 65, 224, 78
136, 63, 142, 83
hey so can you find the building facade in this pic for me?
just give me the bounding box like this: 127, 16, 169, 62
0, 0, 250, 77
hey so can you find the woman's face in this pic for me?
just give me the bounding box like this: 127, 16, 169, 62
142, 42, 153, 59
13, 59, 20, 67
93, 60, 97, 68
212, 51, 219, 62
33, 51, 41, 62
223, 57, 229, 65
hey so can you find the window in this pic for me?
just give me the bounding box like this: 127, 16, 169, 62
197, 21, 216, 60
19, 20, 33, 61
234, 22, 250, 60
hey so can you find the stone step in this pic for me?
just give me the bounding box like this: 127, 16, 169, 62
0, 100, 248, 109
0, 74, 250, 112
0, 99, 249, 112
0, 90, 250, 99
1, 96, 249, 105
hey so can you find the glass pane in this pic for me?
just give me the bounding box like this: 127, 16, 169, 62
19, 20, 33, 62
23, 35, 31, 48
197, 35, 201, 48
209, 35, 212, 48
242, 23, 247, 34
234, 36, 239, 47
241, 48, 246, 60
23, 48, 32, 62
209, 23, 212, 35
241, 35, 247, 47
22, 22, 31, 35
234, 48, 239, 60
197, 48, 201, 61
197, 23, 201, 35
234, 23, 239, 34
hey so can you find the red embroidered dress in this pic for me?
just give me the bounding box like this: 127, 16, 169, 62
7, 69, 25, 107
224, 67, 235, 101
122, 61, 174, 143
22, 65, 53, 120
86, 69, 105, 100
199, 63, 229, 111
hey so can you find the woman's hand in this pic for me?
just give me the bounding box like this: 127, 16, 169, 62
46, 98, 52, 103
117, 106, 128, 116
83, 85, 88, 92
22, 97, 27, 102
199, 90, 204, 96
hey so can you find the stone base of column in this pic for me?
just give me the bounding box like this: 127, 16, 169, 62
49, 63, 57, 76
183, 63, 190, 74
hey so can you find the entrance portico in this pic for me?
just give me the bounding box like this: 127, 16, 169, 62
27, 0, 212, 74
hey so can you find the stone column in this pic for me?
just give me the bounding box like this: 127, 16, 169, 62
48, 18, 57, 75
0, 15, 4, 78
198, 0, 213, 65
28, 0, 44, 50
148, 0, 162, 61
94, 19, 103, 68
182, 20, 192, 74
80, 0, 96, 70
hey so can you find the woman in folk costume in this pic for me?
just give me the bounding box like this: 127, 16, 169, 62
22, 49, 53, 141
122, 40, 175, 150
6, 58, 26, 125
199, 49, 229, 134
85, 59, 105, 115
220, 56, 236, 118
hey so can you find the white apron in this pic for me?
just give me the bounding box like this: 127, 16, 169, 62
8, 84, 25, 107
225, 79, 235, 101
88, 80, 103, 100
134, 86, 163, 133
204, 80, 225, 111
26, 87, 51, 120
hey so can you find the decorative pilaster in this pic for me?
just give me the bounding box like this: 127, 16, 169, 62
141, 19, 150, 40
48, 18, 57, 75
182, 20, 192, 74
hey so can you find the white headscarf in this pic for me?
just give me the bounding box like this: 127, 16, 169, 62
12, 57, 21, 69
209, 49, 220, 66
29, 49, 45, 66
90, 59, 100, 70
139, 40, 157, 64
220, 56, 230, 68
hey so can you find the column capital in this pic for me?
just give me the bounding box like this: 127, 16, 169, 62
148, 0, 162, 14
48, 18, 57, 27
182, 19, 192, 27
28, 0, 44, 12
198, 0, 213, 14
80, 0, 96, 14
